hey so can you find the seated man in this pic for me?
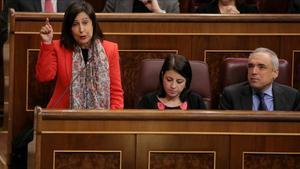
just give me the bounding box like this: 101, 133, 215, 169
220, 47, 300, 111
102, 0, 180, 13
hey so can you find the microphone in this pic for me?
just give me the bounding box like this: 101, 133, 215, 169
49, 50, 97, 108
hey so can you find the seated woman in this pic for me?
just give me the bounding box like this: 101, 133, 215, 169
138, 54, 206, 110
36, 1, 124, 109
197, 0, 258, 14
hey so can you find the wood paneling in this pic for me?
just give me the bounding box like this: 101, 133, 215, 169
243, 153, 300, 169
149, 151, 215, 169
55, 151, 121, 169
40, 134, 134, 169
231, 136, 300, 169
137, 135, 227, 169
4, 12, 300, 168
35, 109, 300, 169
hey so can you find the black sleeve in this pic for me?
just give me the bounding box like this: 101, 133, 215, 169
219, 88, 233, 110
137, 95, 150, 109
293, 90, 300, 111
137, 93, 157, 109
197, 96, 207, 109
188, 92, 207, 110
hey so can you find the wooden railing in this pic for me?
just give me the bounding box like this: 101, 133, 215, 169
35, 108, 300, 169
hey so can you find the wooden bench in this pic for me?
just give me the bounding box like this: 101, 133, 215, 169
35, 108, 300, 169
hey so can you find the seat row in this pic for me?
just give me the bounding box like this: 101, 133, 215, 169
136, 58, 290, 109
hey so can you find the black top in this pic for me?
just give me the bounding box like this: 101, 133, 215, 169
197, 0, 258, 13
137, 90, 207, 109
133, 0, 151, 12
81, 48, 89, 64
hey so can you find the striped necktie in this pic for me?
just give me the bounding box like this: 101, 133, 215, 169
256, 92, 267, 111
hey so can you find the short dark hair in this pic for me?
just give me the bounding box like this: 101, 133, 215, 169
60, 1, 104, 50
158, 54, 192, 101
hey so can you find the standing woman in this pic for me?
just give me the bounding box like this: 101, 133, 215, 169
36, 1, 124, 109
138, 54, 206, 110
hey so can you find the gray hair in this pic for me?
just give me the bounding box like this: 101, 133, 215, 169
249, 47, 279, 71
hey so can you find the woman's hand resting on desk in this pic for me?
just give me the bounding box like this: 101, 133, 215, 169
40, 18, 53, 44
140, 0, 166, 13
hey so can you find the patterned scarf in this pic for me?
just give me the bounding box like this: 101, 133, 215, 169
70, 39, 110, 109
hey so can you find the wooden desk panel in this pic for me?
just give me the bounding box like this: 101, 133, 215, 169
231, 135, 300, 169
35, 109, 300, 169
41, 134, 134, 169
137, 134, 228, 169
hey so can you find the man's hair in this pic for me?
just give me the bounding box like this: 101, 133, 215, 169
249, 47, 279, 71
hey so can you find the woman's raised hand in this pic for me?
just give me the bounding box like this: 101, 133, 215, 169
40, 18, 53, 44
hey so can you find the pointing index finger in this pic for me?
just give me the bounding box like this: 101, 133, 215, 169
45, 17, 50, 25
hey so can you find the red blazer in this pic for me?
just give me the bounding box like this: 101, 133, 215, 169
36, 40, 124, 109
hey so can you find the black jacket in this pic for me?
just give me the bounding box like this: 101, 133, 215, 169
219, 81, 300, 111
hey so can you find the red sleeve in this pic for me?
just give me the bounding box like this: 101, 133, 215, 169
106, 42, 124, 109
35, 41, 58, 82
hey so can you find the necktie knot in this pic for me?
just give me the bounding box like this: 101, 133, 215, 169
256, 92, 264, 99
255, 92, 267, 111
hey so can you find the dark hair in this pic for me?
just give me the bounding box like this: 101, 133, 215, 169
158, 54, 192, 101
60, 1, 104, 50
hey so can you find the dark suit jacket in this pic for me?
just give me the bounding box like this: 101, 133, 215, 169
8, 0, 81, 12
103, 0, 180, 13
197, 0, 258, 13
219, 81, 300, 111
288, 0, 300, 13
